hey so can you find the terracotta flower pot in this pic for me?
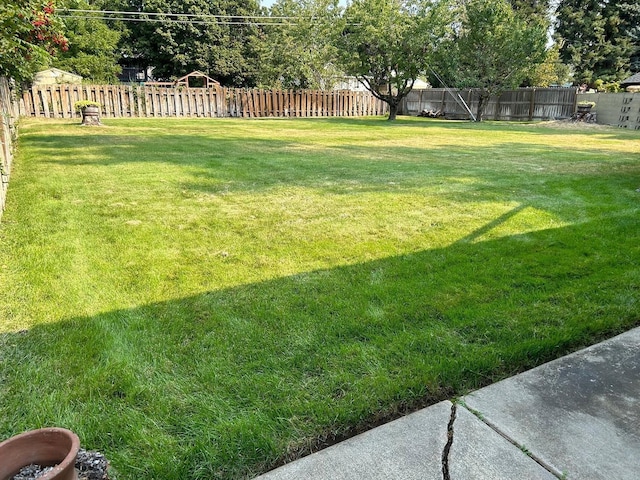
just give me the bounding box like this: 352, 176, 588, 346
0, 428, 80, 480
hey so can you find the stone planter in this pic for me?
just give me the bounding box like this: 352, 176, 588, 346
0, 428, 80, 480
81, 105, 101, 126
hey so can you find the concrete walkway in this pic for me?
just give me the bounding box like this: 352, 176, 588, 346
255, 327, 640, 480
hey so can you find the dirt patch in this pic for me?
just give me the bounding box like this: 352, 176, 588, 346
527, 120, 614, 130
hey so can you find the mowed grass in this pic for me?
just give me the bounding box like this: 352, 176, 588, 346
1, 117, 639, 478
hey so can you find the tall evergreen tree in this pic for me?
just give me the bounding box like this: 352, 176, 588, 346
555, 0, 638, 84
619, 0, 640, 72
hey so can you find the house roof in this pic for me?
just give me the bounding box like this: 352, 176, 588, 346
620, 72, 640, 87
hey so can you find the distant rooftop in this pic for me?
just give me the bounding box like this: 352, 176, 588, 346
620, 72, 640, 86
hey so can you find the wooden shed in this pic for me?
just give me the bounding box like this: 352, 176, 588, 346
33, 68, 82, 86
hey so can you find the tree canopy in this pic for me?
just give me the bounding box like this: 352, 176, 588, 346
337, 0, 450, 120
53, 0, 121, 83
555, 0, 640, 85
434, 0, 547, 120
0, 0, 68, 84
508, 0, 550, 19
525, 44, 571, 87
100, 0, 262, 86
258, 0, 342, 89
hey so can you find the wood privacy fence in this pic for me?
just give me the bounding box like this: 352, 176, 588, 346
21, 84, 388, 119
401, 88, 577, 121
1, 77, 19, 219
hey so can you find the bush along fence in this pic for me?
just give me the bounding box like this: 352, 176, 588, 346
21, 85, 388, 119
401, 88, 578, 121
0, 77, 19, 220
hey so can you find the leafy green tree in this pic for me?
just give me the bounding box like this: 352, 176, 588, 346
258, 0, 342, 89
0, 0, 68, 84
555, 0, 639, 84
436, 0, 546, 121
101, 0, 261, 86
524, 44, 571, 87
54, 0, 121, 83
508, 0, 549, 18
336, 0, 450, 121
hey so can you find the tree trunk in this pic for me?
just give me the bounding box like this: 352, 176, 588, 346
388, 102, 398, 121
475, 92, 489, 122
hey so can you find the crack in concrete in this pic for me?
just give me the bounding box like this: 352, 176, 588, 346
460, 402, 566, 479
442, 402, 457, 480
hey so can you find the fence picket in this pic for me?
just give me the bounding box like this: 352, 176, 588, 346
41, 88, 50, 118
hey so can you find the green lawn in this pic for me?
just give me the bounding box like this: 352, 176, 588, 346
1, 117, 639, 479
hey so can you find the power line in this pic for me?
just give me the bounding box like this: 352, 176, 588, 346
59, 9, 350, 26
59, 14, 298, 26
62, 8, 312, 21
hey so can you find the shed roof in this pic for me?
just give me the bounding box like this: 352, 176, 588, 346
620, 72, 640, 87
33, 68, 82, 85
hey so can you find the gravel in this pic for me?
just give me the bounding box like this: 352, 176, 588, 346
11, 465, 54, 480
11, 449, 110, 480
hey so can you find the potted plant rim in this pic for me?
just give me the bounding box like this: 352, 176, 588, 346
576, 101, 595, 113
0, 427, 80, 480
74, 100, 102, 126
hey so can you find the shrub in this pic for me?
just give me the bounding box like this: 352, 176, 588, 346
74, 100, 101, 112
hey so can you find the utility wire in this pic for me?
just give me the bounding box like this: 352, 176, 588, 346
60, 8, 353, 26
58, 9, 354, 26
63, 8, 299, 20
58, 14, 298, 26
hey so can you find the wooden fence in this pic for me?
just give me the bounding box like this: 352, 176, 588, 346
401, 88, 577, 121
21, 84, 388, 119
1, 77, 19, 219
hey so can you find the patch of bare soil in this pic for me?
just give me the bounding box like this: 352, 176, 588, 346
528, 120, 614, 130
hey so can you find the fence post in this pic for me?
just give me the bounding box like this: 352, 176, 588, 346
529, 88, 536, 121
0, 77, 18, 220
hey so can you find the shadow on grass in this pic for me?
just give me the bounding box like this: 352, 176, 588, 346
1, 210, 639, 479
